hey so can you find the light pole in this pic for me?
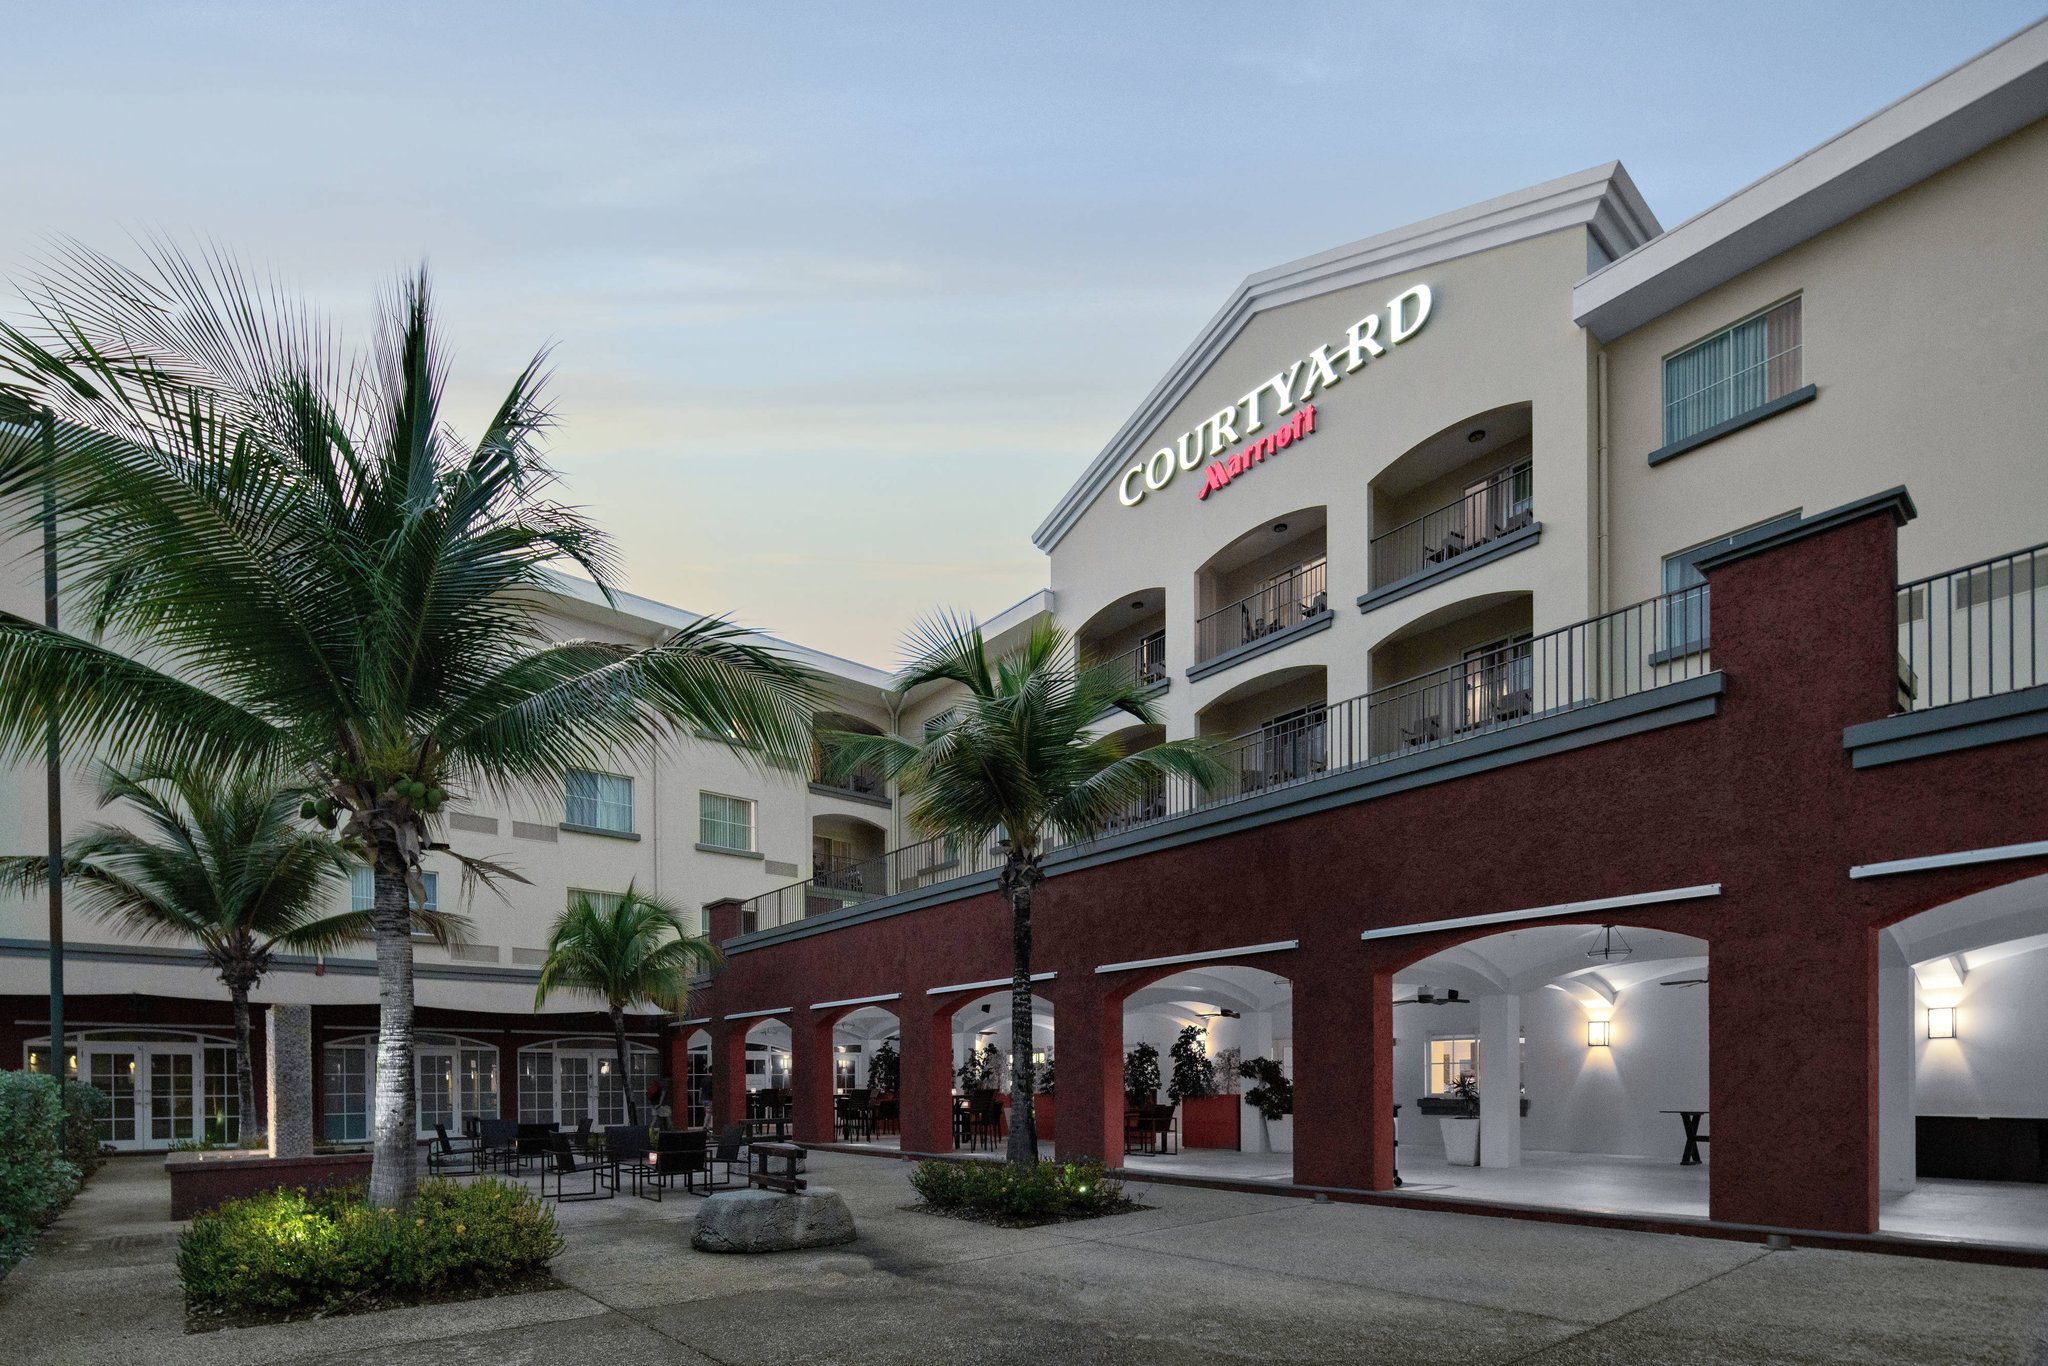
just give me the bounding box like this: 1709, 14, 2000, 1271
39, 405, 64, 1081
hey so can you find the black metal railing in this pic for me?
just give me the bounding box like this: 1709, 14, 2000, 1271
738, 587, 1712, 936
811, 762, 888, 801
1090, 631, 1168, 690
1369, 462, 1533, 590
1195, 559, 1329, 663
1897, 541, 2048, 712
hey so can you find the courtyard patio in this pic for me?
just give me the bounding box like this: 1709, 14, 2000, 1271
3, 1149, 2046, 1364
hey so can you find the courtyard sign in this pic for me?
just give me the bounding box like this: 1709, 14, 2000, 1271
1116, 283, 1432, 508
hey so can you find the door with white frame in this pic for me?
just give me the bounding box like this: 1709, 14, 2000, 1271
25, 1030, 241, 1151
321, 1033, 501, 1143
517, 1038, 658, 1127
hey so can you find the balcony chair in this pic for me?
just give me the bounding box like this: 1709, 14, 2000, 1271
1492, 687, 1534, 723
1402, 715, 1443, 748
1426, 530, 1468, 564
540, 1132, 615, 1203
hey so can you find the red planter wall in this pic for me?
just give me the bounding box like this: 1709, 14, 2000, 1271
166, 1151, 373, 1219
1182, 1095, 1241, 1150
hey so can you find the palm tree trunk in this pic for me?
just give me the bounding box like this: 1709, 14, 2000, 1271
230, 983, 262, 1147
613, 1005, 639, 1126
368, 854, 418, 1209
1005, 876, 1038, 1169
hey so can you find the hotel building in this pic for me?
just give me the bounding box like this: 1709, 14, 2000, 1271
5, 19, 2048, 1251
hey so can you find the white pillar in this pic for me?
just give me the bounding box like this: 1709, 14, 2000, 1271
1478, 993, 1521, 1168
266, 1002, 313, 1159
1878, 933, 1917, 1194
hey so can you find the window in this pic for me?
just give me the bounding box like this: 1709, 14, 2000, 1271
699, 791, 755, 852
1459, 635, 1534, 727
90, 1053, 136, 1143
349, 866, 439, 914
1661, 513, 1801, 653
1427, 1036, 1478, 1095
516, 1040, 656, 1125
202, 1046, 239, 1144
1662, 296, 1802, 446
565, 769, 634, 833
1258, 705, 1328, 783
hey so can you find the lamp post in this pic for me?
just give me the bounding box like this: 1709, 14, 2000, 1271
36, 405, 64, 1079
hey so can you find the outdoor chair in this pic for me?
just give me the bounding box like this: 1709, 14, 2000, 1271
711, 1125, 747, 1186
572, 1115, 594, 1153
477, 1117, 521, 1173
630, 1129, 709, 1201
540, 1132, 615, 1202
427, 1122, 480, 1175
1402, 715, 1442, 748
1492, 687, 1534, 723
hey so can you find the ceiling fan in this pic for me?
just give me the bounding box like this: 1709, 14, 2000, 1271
1394, 986, 1465, 1007
1658, 976, 1708, 989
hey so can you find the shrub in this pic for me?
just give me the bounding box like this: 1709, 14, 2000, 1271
58, 1080, 110, 1177
1123, 1042, 1160, 1100
0, 1071, 90, 1270
178, 1177, 564, 1319
909, 1158, 1128, 1224
1238, 1056, 1292, 1120
1167, 1025, 1216, 1101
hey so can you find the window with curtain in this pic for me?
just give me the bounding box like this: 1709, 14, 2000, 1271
699, 792, 755, 852
564, 769, 634, 833
322, 1042, 371, 1142
1662, 296, 1802, 446
349, 867, 438, 914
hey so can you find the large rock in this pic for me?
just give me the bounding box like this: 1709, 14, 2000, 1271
691, 1187, 857, 1253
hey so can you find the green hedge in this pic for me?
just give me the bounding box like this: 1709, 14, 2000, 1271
178, 1178, 564, 1318
909, 1158, 1127, 1224
0, 1071, 107, 1271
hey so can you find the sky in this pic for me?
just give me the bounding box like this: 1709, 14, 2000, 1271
4, 2, 2042, 666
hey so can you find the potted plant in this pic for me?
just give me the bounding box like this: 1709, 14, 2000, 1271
1437, 1074, 1481, 1166
1169, 1026, 1238, 1149
1237, 1056, 1293, 1154
1123, 1042, 1161, 1104
1033, 1052, 1055, 1141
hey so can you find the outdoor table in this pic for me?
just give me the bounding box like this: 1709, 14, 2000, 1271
1660, 1109, 1709, 1165
748, 1141, 807, 1193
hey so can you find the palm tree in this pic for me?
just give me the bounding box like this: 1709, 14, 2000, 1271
0, 764, 467, 1145
533, 886, 719, 1126
0, 246, 820, 1206
823, 614, 1225, 1168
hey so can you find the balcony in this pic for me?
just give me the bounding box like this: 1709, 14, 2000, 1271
811, 711, 890, 806
736, 588, 1713, 938
1895, 540, 2048, 712
1368, 463, 1533, 591
1193, 559, 1330, 673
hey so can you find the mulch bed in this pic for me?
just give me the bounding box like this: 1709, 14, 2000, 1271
185, 1269, 562, 1333
904, 1199, 1148, 1230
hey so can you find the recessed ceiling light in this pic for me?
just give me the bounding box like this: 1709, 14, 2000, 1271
1130, 599, 1145, 609
1272, 522, 1288, 534
1467, 428, 1486, 444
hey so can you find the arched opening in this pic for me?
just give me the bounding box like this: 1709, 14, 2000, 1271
1119, 965, 1295, 1183
831, 1005, 902, 1148
948, 990, 1053, 1157
810, 813, 890, 914
1077, 588, 1169, 693
744, 1017, 794, 1136
1877, 873, 2048, 1249
1367, 591, 1534, 758
1391, 923, 1709, 1219
1193, 506, 1328, 666
1197, 665, 1330, 798
515, 1035, 652, 1129
1367, 402, 1534, 592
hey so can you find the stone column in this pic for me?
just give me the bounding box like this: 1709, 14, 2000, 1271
266, 1003, 314, 1159
1477, 993, 1522, 1168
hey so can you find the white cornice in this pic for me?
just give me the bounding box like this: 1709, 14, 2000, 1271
1031, 164, 1659, 554
1575, 17, 2048, 342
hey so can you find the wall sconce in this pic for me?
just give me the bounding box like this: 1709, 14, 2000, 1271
1586, 1020, 1612, 1047
1927, 1007, 1956, 1040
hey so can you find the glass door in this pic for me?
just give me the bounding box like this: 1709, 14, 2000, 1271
417, 1050, 456, 1138
147, 1050, 197, 1145
88, 1050, 140, 1148
558, 1054, 591, 1127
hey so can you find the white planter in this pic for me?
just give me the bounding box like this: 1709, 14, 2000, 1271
1241, 1100, 1293, 1153
1439, 1116, 1480, 1166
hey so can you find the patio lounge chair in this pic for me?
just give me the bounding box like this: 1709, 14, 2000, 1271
632, 1129, 710, 1201
427, 1122, 480, 1175
540, 1132, 615, 1202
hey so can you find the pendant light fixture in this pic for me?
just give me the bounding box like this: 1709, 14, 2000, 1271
1586, 924, 1633, 963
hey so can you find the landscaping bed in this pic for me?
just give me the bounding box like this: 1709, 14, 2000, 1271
907, 1158, 1140, 1228
178, 1177, 564, 1330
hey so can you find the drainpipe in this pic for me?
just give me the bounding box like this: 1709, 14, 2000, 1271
1595, 349, 1611, 616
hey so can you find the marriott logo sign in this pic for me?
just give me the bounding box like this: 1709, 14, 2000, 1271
1117, 283, 1432, 508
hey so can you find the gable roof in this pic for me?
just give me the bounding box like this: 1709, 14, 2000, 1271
1031, 163, 1659, 553
1574, 17, 2048, 342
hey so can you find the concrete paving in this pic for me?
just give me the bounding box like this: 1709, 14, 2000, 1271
3, 1150, 2046, 1364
